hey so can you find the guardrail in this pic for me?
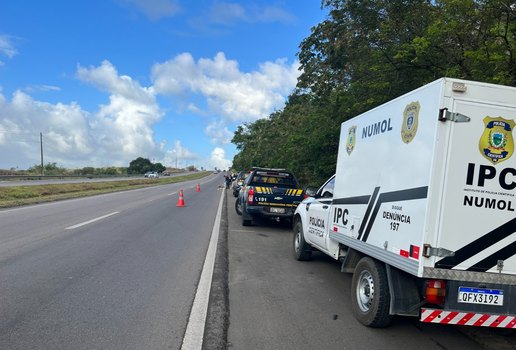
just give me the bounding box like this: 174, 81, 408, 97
0, 172, 189, 181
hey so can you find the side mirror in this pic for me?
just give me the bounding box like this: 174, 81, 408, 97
304, 187, 318, 197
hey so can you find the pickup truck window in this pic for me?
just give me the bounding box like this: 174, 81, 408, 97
318, 176, 335, 198
249, 174, 297, 188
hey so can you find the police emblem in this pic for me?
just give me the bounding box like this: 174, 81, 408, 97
346, 126, 356, 155
401, 102, 420, 144
478, 116, 515, 164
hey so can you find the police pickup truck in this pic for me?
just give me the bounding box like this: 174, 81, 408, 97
235, 168, 304, 226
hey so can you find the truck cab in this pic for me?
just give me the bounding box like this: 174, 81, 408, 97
293, 175, 341, 260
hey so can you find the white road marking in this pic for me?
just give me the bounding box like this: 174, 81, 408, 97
181, 188, 224, 350
167, 191, 178, 196
65, 211, 120, 230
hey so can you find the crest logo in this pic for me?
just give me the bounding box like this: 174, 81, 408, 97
401, 102, 420, 144
346, 126, 356, 155
478, 116, 515, 164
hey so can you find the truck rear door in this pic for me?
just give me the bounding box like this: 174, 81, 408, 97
434, 83, 516, 274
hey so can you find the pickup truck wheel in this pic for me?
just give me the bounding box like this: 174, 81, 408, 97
235, 199, 242, 216
293, 221, 312, 261
351, 257, 392, 328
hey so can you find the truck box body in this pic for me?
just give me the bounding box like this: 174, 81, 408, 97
332, 78, 515, 277
295, 78, 516, 327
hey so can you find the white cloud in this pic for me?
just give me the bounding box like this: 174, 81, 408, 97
0, 91, 94, 168
0, 60, 169, 169
210, 147, 232, 170
0, 34, 18, 60
209, 2, 247, 25
76, 60, 164, 161
0, 52, 296, 170
203, 2, 297, 26
118, 0, 181, 21
206, 120, 232, 145
151, 52, 300, 122
253, 5, 297, 24
24, 85, 61, 93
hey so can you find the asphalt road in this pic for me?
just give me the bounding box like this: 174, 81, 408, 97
2, 176, 515, 350
0, 173, 224, 350
218, 190, 516, 350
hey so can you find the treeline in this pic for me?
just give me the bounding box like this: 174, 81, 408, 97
231, 0, 516, 186
1, 157, 185, 176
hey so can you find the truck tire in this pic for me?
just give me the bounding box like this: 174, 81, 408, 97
235, 198, 242, 216
351, 257, 392, 328
293, 220, 312, 261
242, 205, 253, 226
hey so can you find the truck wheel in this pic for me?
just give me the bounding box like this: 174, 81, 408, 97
293, 221, 312, 261
351, 257, 392, 327
235, 199, 242, 216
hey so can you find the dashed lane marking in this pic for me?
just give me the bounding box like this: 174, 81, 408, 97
65, 211, 120, 230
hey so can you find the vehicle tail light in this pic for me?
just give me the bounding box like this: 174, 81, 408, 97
425, 279, 446, 305
247, 188, 254, 204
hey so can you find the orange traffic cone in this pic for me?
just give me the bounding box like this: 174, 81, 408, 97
195, 183, 201, 192
176, 189, 185, 207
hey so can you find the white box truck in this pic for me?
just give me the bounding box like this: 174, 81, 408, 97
293, 78, 516, 328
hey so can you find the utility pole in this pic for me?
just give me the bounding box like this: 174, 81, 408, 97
40, 132, 44, 176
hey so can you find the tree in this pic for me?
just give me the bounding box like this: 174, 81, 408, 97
28, 162, 68, 175
81, 167, 95, 176
153, 163, 166, 173
231, 0, 516, 186
128, 157, 153, 174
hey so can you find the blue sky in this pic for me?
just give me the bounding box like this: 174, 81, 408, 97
0, 1, 327, 170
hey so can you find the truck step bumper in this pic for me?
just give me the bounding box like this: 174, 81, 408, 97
421, 308, 516, 328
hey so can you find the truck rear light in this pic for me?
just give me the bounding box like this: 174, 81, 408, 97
425, 280, 446, 305
247, 189, 254, 204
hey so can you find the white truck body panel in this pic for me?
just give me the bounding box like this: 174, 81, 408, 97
300, 78, 516, 280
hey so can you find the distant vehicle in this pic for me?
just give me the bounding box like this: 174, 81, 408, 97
144, 171, 159, 178
235, 167, 304, 226
232, 171, 247, 197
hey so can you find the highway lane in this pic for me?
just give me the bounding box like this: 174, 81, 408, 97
223, 190, 515, 350
0, 173, 224, 349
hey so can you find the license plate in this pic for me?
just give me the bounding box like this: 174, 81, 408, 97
270, 207, 285, 214
458, 287, 504, 306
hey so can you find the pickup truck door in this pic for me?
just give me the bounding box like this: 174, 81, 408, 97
305, 176, 335, 251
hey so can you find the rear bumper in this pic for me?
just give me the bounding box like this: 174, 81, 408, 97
245, 205, 296, 218
421, 308, 516, 328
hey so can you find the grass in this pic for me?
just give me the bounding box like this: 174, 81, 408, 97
0, 172, 211, 208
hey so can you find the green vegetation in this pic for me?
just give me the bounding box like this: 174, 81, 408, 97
232, 0, 516, 186
127, 157, 166, 174
0, 172, 210, 208
1, 157, 187, 177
